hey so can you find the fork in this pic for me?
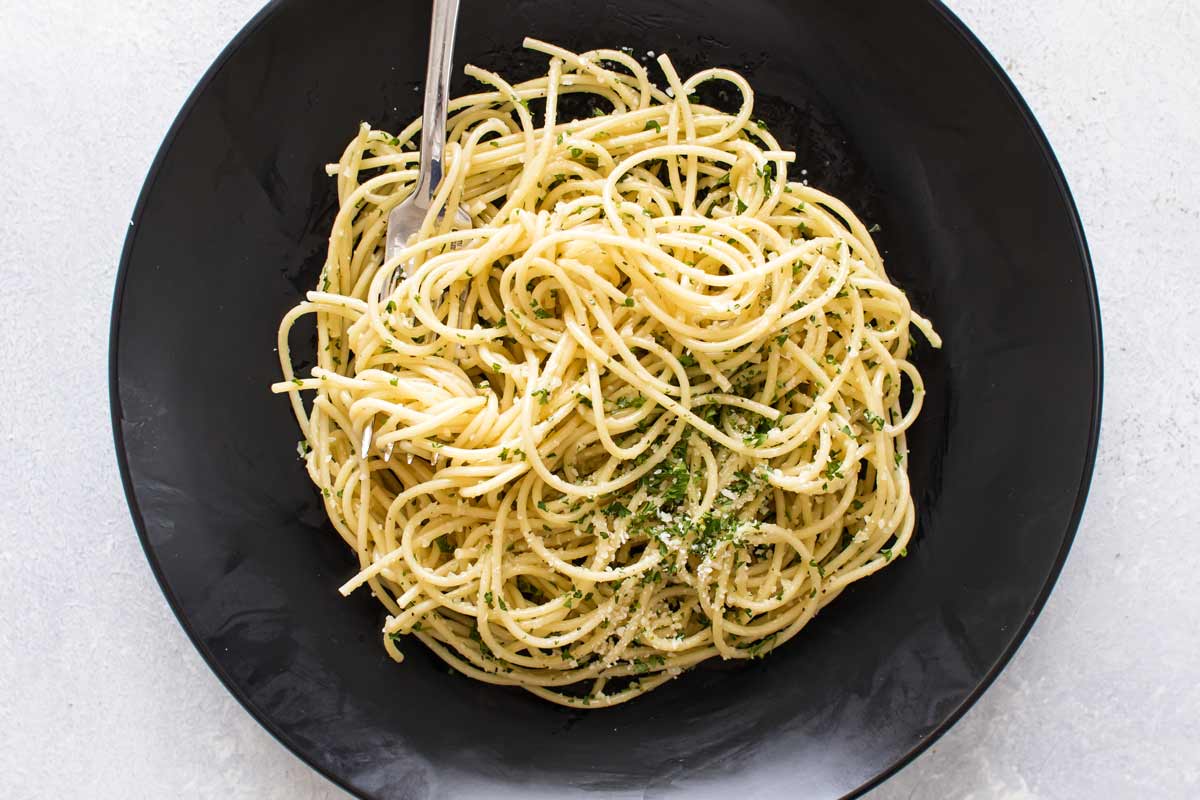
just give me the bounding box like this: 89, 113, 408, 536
366, 0, 471, 459
381, 0, 472, 291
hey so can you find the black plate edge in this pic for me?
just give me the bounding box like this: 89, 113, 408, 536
105, 1, 1104, 798
106, 2, 359, 798
842, 2, 1103, 798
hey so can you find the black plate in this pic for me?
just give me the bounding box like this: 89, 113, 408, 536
110, 0, 1101, 797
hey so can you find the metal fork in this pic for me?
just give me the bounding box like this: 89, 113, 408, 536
380, 0, 472, 296
367, 0, 470, 459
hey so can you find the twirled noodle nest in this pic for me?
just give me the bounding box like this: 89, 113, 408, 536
274, 39, 940, 708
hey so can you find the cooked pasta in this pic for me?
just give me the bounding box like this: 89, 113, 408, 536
273, 39, 940, 708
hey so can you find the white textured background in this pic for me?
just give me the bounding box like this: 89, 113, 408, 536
1, 1, 1197, 797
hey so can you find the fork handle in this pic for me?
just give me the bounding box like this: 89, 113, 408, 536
412, 0, 461, 210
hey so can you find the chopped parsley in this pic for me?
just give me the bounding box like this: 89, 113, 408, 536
613, 393, 645, 410
744, 431, 768, 447
728, 469, 756, 495
757, 161, 775, 195
746, 633, 777, 659
602, 501, 631, 518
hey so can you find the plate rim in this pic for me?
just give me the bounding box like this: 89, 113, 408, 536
107, 1, 1103, 797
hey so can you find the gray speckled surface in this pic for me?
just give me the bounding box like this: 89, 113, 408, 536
1, 0, 1197, 797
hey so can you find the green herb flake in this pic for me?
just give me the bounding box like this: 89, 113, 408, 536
614, 393, 645, 410
602, 501, 631, 518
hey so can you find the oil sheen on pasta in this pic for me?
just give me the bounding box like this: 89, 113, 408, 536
273, 39, 940, 708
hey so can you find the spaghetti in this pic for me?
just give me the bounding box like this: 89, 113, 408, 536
273, 39, 940, 708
